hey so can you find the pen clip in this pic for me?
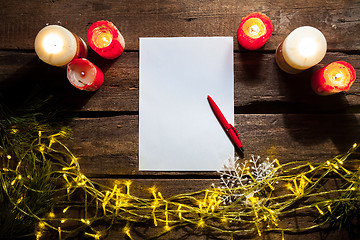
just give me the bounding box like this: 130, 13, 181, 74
228, 124, 244, 152
228, 124, 240, 140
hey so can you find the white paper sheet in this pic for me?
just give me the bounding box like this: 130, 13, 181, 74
139, 37, 234, 171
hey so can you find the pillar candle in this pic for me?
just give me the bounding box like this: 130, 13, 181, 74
87, 20, 125, 59
275, 26, 327, 74
311, 61, 356, 95
67, 58, 104, 91
35, 25, 87, 67
237, 12, 273, 50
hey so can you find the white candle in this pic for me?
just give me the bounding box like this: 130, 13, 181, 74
35, 25, 87, 67
275, 26, 327, 74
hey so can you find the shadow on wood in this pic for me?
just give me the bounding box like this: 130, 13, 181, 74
237, 51, 266, 87
0, 55, 99, 116
276, 65, 360, 153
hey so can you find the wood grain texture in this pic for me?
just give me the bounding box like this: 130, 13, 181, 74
98, 226, 358, 240
1, 1, 360, 238
0, 51, 359, 113
68, 113, 360, 176
1, 0, 360, 51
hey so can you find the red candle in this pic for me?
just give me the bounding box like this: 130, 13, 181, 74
67, 58, 104, 91
237, 12, 273, 50
311, 61, 356, 95
87, 20, 125, 59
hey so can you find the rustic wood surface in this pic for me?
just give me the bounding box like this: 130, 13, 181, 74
1, 0, 360, 239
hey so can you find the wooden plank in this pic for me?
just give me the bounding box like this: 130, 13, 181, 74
1, 0, 359, 51
0, 51, 359, 112
234, 52, 360, 114
95, 223, 355, 240
102, 229, 356, 240
68, 113, 360, 176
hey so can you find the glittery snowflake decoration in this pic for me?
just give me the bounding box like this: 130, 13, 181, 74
216, 155, 278, 206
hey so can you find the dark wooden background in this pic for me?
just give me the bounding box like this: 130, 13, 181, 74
1, 0, 360, 239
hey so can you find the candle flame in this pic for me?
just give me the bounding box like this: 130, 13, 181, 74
297, 37, 318, 58
323, 62, 353, 90
250, 24, 260, 35
333, 72, 342, 80
43, 33, 64, 54
242, 18, 266, 38
93, 27, 113, 48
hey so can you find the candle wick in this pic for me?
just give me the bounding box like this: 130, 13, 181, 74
333, 73, 342, 80
250, 25, 259, 33
81, 71, 86, 76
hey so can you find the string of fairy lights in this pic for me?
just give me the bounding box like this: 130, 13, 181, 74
1, 123, 360, 239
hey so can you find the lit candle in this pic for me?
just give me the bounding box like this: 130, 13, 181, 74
35, 25, 87, 67
275, 26, 327, 74
67, 58, 104, 91
87, 20, 125, 59
311, 61, 356, 95
237, 12, 273, 50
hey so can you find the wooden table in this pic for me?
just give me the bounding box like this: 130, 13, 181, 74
1, 0, 360, 239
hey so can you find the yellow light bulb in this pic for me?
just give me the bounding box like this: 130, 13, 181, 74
197, 219, 205, 228
38, 222, 46, 229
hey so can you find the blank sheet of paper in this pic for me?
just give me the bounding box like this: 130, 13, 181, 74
139, 37, 234, 171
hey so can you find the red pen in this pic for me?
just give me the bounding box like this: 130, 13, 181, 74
207, 95, 244, 152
